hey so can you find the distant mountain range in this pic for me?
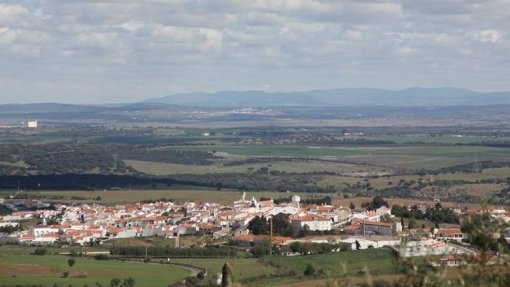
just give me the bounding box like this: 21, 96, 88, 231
144, 87, 510, 107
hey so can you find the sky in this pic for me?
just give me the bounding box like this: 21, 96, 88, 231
0, 0, 509, 104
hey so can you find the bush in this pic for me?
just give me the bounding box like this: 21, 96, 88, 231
68, 258, 76, 267
304, 263, 316, 277
33, 247, 48, 255
197, 271, 205, 280
93, 254, 109, 260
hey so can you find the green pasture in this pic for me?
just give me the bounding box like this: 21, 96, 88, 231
124, 159, 387, 176
377, 134, 510, 145
0, 247, 188, 287
162, 145, 510, 171
170, 257, 277, 284
268, 249, 397, 277
164, 145, 364, 157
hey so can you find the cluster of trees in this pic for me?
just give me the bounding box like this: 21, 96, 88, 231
361, 195, 389, 210
174, 173, 334, 193
391, 203, 459, 224
109, 277, 136, 287
0, 174, 175, 190
248, 214, 297, 238
0, 204, 12, 216
461, 213, 510, 253
247, 213, 349, 240
110, 246, 238, 258
0, 225, 21, 234
0, 143, 217, 176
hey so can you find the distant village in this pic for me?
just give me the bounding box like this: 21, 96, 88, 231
2, 193, 510, 262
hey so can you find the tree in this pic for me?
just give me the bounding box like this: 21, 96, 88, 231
122, 277, 135, 287
370, 195, 389, 210
67, 258, 76, 267
272, 213, 294, 236
221, 262, 233, 287
251, 238, 272, 257
304, 263, 316, 276
110, 278, 121, 287
408, 218, 417, 230
197, 271, 205, 280
247, 216, 268, 235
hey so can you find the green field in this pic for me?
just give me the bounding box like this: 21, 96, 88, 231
268, 249, 398, 278
165, 145, 364, 157
160, 145, 510, 172
170, 257, 278, 284
0, 246, 189, 287
125, 159, 387, 176
169, 249, 398, 286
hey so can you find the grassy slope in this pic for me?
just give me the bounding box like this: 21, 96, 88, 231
170, 258, 277, 283
0, 250, 188, 287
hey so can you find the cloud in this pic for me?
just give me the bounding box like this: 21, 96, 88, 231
475, 30, 502, 43
0, 0, 509, 103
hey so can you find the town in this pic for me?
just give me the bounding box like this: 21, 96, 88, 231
2, 193, 509, 261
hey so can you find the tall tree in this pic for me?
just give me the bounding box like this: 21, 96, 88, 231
221, 262, 233, 287
247, 216, 268, 235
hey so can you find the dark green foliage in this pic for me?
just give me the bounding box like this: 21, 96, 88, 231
122, 277, 135, 287
110, 245, 237, 258
271, 213, 296, 237
0, 204, 13, 216
0, 143, 217, 176
0, 224, 20, 233
391, 204, 459, 224
247, 216, 269, 235
251, 238, 272, 257
461, 213, 509, 252
33, 247, 48, 255
67, 258, 76, 267
362, 196, 389, 210
303, 263, 316, 276
110, 278, 121, 287
221, 262, 233, 287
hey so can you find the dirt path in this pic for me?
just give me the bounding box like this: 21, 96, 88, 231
168, 263, 204, 277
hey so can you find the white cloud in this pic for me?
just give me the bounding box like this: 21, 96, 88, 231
397, 46, 416, 55
0, 4, 29, 24
475, 29, 502, 43
0, 0, 510, 103
0, 27, 17, 45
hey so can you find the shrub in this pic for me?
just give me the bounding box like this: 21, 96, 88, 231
304, 263, 316, 277
33, 247, 48, 255
68, 258, 76, 267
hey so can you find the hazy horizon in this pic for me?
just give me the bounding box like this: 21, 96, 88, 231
1, 1, 509, 104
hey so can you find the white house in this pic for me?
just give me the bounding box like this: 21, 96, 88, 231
291, 214, 332, 231
27, 120, 38, 128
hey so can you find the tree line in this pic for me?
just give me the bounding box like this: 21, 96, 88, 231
110, 245, 238, 258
